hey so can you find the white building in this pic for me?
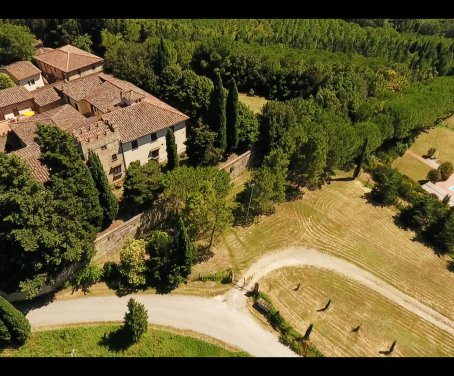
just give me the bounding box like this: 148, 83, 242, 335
0, 61, 45, 91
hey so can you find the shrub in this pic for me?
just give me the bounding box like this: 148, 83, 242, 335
119, 238, 147, 288
438, 161, 453, 181
0, 296, 30, 346
427, 147, 437, 158
102, 261, 121, 281
427, 168, 441, 183
74, 264, 103, 291
123, 298, 148, 343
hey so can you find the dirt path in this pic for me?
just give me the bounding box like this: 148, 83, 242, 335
406, 150, 439, 169
225, 247, 454, 337
25, 247, 454, 357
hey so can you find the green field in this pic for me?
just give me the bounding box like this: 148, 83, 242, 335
238, 93, 268, 114
260, 267, 454, 357
0, 325, 248, 357
411, 127, 454, 164
392, 154, 432, 182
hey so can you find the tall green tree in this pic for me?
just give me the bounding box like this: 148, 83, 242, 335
123, 298, 148, 343
207, 72, 227, 152
176, 214, 195, 276
155, 37, 172, 74
72, 33, 93, 52
165, 128, 179, 171
87, 150, 118, 228
226, 78, 239, 153
185, 123, 223, 167
353, 138, 368, 179
0, 73, 15, 90
0, 23, 35, 64
119, 238, 147, 288
122, 160, 163, 213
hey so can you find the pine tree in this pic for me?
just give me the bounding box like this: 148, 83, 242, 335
155, 37, 172, 74
87, 150, 118, 228
123, 298, 148, 343
226, 78, 239, 153
208, 72, 227, 152
353, 138, 368, 179
165, 128, 179, 171
176, 214, 195, 277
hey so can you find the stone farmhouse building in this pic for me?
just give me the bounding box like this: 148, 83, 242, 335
33, 45, 104, 83
4, 45, 189, 184
0, 86, 35, 120
0, 61, 45, 91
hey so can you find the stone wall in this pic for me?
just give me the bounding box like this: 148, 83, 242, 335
219, 150, 256, 180
93, 200, 168, 263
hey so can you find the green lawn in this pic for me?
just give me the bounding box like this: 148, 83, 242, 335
392, 154, 432, 182
0, 325, 249, 357
411, 127, 454, 164
238, 93, 268, 114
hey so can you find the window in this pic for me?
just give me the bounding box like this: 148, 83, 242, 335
131, 140, 138, 150
101, 145, 107, 150
111, 165, 122, 175
91, 104, 97, 114
149, 149, 159, 160
28, 79, 35, 86
12, 107, 19, 117
150, 133, 157, 141
111, 153, 118, 161
74, 103, 79, 111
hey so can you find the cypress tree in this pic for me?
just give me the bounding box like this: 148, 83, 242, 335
87, 150, 119, 228
353, 138, 368, 179
226, 78, 239, 153
165, 128, 179, 171
176, 214, 195, 276
208, 72, 227, 152
0, 296, 31, 346
155, 37, 172, 74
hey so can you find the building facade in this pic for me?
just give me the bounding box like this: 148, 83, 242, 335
0, 61, 45, 91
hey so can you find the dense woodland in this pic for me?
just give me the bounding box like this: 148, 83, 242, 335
1, 19, 454, 298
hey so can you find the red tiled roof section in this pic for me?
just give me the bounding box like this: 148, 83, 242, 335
32, 86, 62, 107
74, 118, 112, 143
0, 86, 32, 108
98, 73, 187, 116
34, 45, 103, 73
84, 81, 122, 113
11, 143, 50, 183
0, 61, 41, 81
101, 101, 188, 143
58, 74, 103, 101
10, 104, 87, 145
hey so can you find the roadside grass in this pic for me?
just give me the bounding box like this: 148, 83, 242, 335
199, 179, 454, 320
392, 153, 432, 182
238, 93, 268, 114
259, 267, 454, 357
0, 324, 248, 357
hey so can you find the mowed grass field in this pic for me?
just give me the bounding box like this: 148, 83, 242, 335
191, 179, 454, 320
260, 267, 454, 357
238, 93, 268, 114
391, 154, 432, 182
410, 127, 454, 164
0, 325, 248, 357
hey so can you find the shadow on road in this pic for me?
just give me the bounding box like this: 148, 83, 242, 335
13, 292, 56, 315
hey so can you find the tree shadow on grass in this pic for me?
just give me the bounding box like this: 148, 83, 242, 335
448, 259, 454, 273
98, 327, 134, 352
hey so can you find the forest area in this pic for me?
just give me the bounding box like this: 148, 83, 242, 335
1, 18, 454, 298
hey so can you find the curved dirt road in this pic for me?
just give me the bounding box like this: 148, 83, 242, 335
25, 247, 454, 357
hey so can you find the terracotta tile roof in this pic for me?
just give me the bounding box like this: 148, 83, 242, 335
10, 104, 87, 145
11, 142, 50, 183
34, 44, 103, 73
98, 73, 186, 116
74, 118, 112, 143
0, 61, 41, 81
58, 74, 103, 101
32, 85, 63, 108
0, 86, 32, 108
84, 81, 122, 113
101, 101, 188, 143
